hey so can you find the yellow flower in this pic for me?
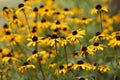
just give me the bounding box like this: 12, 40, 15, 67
61, 8, 74, 15
67, 29, 85, 41
47, 34, 60, 47
50, 20, 67, 30
52, 11, 65, 20
27, 36, 42, 46
79, 17, 92, 24
89, 32, 110, 42
27, 50, 39, 61
18, 62, 35, 73
2, 53, 17, 63
55, 64, 67, 75
49, 62, 56, 68
90, 4, 108, 14
88, 42, 105, 53
98, 65, 110, 73
109, 35, 120, 47
0, 7, 14, 19
80, 46, 94, 56
8, 34, 23, 46
0, 48, 9, 57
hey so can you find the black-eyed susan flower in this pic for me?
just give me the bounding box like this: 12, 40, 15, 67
2, 53, 17, 63
8, 34, 23, 46
90, 4, 108, 14
47, 34, 60, 47
0, 48, 9, 57
109, 35, 120, 47
49, 62, 56, 68
47, 50, 56, 58
52, 11, 65, 20
80, 46, 94, 56
27, 35, 41, 46
98, 65, 110, 73
67, 29, 85, 42
88, 42, 105, 53
0, 30, 13, 41
18, 62, 35, 73
55, 64, 67, 75
89, 32, 110, 42
50, 20, 67, 30
79, 17, 92, 24
37, 18, 51, 29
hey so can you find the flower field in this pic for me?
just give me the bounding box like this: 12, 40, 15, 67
0, 0, 120, 80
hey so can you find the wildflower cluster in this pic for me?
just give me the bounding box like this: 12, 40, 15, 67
0, 0, 120, 80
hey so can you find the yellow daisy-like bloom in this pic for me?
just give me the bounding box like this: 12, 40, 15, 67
58, 36, 68, 47
50, 20, 67, 30
0, 30, 13, 41
73, 60, 96, 70
2, 53, 17, 63
0, 48, 9, 57
79, 46, 94, 56
60, 8, 74, 15
79, 17, 92, 24
37, 18, 51, 29
90, 4, 108, 14
16, 3, 32, 16
47, 50, 56, 58
109, 35, 120, 47
49, 62, 56, 68
27, 50, 40, 61
47, 34, 60, 47
88, 42, 105, 53
8, 34, 23, 46
18, 62, 35, 73
27, 36, 41, 46
52, 11, 65, 20
55, 64, 67, 75
98, 65, 110, 73
0, 7, 14, 19
67, 29, 85, 41
89, 32, 110, 42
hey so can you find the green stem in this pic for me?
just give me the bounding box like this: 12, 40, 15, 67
39, 61, 46, 80
64, 45, 68, 65
99, 11, 103, 32
22, 11, 30, 31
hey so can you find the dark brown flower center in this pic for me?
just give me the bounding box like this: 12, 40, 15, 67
51, 34, 58, 39
79, 78, 85, 80
3, 24, 8, 29
18, 3, 24, 8
41, 19, 46, 23
77, 60, 84, 64
23, 62, 29, 65
5, 31, 11, 35
96, 32, 101, 36
82, 47, 87, 51
33, 7, 38, 12
64, 8, 69, 11
56, 21, 60, 25
116, 36, 120, 40
96, 4, 102, 10
93, 42, 99, 46
59, 65, 64, 69
63, 27, 67, 31
0, 49, 2, 52
39, 5, 44, 8
72, 31, 77, 35
32, 36, 38, 41
32, 50, 38, 54
82, 17, 87, 20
